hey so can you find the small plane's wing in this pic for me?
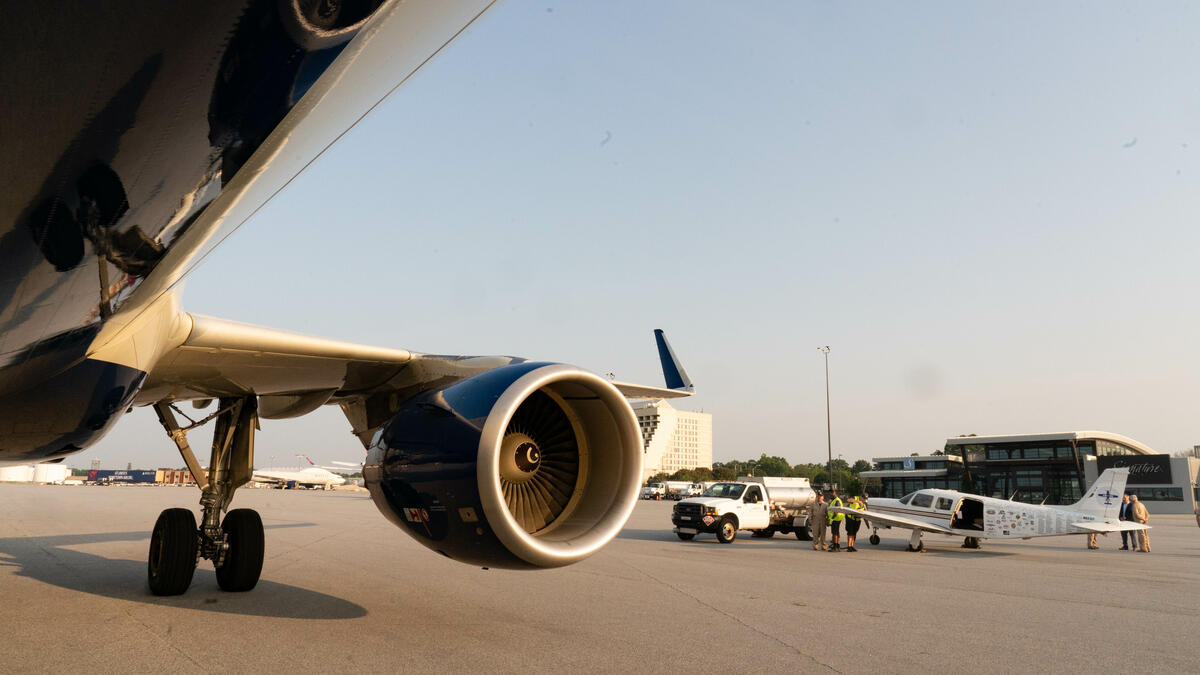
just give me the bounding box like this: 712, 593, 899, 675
1072, 521, 1150, 533
830, 506, 956, 535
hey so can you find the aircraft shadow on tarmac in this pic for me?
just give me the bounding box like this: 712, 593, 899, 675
0, 524, 367, 619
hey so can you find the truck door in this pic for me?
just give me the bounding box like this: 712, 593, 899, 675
740, 485, 771, 529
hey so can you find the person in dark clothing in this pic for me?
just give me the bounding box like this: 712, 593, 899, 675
1118, 494, 1137, 551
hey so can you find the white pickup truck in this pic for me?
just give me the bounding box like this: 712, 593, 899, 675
641, 483, 665, 499
670, 477, 816, 543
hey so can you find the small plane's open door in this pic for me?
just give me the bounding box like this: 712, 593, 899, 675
950, 497, 986, 531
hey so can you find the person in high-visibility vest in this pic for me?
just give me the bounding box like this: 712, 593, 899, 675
845, 496, 866, 552
827, 491, 844, 551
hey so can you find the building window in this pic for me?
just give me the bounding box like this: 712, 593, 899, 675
1127, 487, 1183, 502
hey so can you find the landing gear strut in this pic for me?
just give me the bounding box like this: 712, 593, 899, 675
150, 397, 264, 596
905, 529, 925, 553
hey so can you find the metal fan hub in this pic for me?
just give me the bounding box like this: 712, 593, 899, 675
499, 432, 541, 483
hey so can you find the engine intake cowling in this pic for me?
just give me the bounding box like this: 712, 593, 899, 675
363, 362, 643, 569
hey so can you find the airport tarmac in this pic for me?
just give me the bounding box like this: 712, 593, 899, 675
0, 485, 1197, 673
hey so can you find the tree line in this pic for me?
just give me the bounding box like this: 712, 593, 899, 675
645, 453, 876, 497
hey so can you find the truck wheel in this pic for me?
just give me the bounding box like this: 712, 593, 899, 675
869, 533, 880, 545
716, 517, 737, 544
795, 526, 811, 541
676, 532, 695, 541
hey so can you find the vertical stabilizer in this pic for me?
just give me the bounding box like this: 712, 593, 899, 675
654, 329, 694, 393
1064, 468, 1129, 519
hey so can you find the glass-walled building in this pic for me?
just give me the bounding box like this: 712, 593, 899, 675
945, 431, 1155, 505
864, 431, 1197, 512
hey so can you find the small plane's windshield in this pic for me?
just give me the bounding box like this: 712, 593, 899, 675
899, 492, 915, 505
702, 483, 746, 499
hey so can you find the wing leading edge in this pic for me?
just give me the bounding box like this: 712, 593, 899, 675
829, 506, 956, 535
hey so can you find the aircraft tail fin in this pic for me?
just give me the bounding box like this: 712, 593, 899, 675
1064, 468, 1129, 519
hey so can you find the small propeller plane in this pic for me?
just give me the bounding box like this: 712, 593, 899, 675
831, 468, 1148, 552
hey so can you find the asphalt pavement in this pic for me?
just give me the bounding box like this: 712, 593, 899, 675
0, 485, 1196, 673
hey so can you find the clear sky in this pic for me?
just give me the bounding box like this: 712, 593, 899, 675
81, 1, 1200, 471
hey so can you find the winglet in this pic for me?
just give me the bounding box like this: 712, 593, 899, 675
654, 329, 694, 393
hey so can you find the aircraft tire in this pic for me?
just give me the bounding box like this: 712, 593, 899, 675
216, 509, 265, 592
148, 508, 198, 596
869, 534, 880, 545
676, 532, 695, 541
716, 517, 737, 544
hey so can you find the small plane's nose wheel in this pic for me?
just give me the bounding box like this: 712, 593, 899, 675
151, 398, 265, 596
869, 533, 880, 546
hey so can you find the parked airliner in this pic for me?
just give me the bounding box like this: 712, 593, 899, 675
1, 1, 693, 597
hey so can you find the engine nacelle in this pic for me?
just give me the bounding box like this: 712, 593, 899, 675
363, 362, 643, 569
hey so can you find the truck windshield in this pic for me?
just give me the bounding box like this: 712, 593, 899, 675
701, 483, 745, 499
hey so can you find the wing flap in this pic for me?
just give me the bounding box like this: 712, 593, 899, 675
1072, 521, 1149, 533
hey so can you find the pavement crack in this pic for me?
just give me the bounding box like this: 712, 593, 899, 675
624, 559, 841, 673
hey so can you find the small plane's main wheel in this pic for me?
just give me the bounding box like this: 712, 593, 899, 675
869, 533, 880, 545
716, 517, 737, 544
215, 509, 264, 592
962, 537, 981, 549
677, 532, 695, 541
148, 508, 198, 596
795, 526, 812, 541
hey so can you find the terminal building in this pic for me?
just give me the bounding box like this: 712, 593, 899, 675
632, 399, 712, 481
864, 431, 1200, 514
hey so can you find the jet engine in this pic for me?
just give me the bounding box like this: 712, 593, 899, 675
363, 362, 644, 569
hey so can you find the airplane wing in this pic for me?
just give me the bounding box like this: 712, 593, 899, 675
1072, 521, 1149, 533
134, 313, 691, 441
830, 506, 956, 535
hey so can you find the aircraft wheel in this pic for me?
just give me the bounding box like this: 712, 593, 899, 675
869, 534, 880, 546
716, 517, 737, 544
215, 509, 264, 592
148, 508, 198, 596
676, 532, 695, 541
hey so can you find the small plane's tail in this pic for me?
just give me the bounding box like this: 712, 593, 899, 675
1063, 468, 1129, 519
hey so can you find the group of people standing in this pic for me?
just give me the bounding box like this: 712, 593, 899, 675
1086, 493, 1151, 551
807, 491, 867, 552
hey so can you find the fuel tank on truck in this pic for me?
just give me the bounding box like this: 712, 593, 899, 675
740, 476, 816, 510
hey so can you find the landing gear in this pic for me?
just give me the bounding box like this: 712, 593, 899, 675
906, 529, 925, 553
147, 508, 198, 595
961, 537, 981, 549
869, 533, 880, 546
215, 509, 265, 591
150, 397, 263, 596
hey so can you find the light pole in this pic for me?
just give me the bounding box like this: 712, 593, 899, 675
818, 346, 832, 492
